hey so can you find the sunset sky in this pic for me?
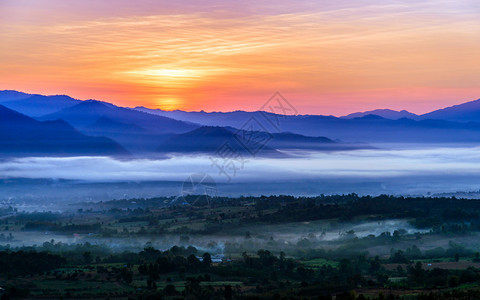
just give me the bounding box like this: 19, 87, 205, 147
1, 0, 479, 115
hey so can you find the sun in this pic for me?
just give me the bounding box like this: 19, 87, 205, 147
157, 97, 182, 111
144, 69, 201, 78
125, 68, 203, 87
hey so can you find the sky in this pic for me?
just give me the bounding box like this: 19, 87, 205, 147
1, 0, 479, 115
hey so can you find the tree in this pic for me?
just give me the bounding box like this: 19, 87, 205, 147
187, 254, 201, 270
164, 284, 176, 295
122, 270, 133, 284
82, 251, 92, 264
202, 252, 212, 268
224, 285, 232, 300
474, 252, 480, 262
408, 262, 425, 285
448, 275, 459, 287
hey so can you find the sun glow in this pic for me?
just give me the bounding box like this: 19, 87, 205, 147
157, 97, 182, 111
123, 68, 213, 90
1, 1, 480, 114
128, 69, 202, 78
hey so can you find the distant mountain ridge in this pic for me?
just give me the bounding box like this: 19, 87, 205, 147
0, 105, 129, 157
39, 100, 199, 154
41, 100, 197, 132
156, 126, 362, 156
3, 90, 480, 124
2, 90, 480, 158
137, 98, 480, 124
157, 126, 283, 157
0, 90, 33, 102
0, 90, 81, 117
420, 98, 480, 122
82, 116, 174, 154
136, 106, 480, 143
342, 109, 419, 120
134, 106, 269, 129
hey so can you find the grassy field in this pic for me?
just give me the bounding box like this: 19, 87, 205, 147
28, 279, 133, 296
301, 258, 339, 268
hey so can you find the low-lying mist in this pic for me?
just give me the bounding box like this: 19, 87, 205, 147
1, 146, 480, 206
0, 219, 429, 255
3, 218, 480, 260
3, 146, 480, 182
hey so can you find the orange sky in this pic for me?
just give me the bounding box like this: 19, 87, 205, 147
1, 0, 480, 115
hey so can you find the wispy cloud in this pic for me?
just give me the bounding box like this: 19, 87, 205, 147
1, 0, 479, 114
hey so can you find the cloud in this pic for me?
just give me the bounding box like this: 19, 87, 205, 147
1, 0, 480, 114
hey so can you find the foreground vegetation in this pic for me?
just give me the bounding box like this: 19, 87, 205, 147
2, 194, 480, 299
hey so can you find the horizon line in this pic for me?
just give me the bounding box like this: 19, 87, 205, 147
1, 89, 479, 118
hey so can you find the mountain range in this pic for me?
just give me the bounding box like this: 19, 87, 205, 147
39, 100, 197, 154
341, 109, 419, 120
136, 104, 480, 143
1, 90, 480, 157
0, 105, 129, 157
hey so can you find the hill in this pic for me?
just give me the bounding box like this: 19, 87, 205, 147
420, 98, 480, 122
41, 100, 197, 134
0, 90, 81, 117
0, 105, 129, 157
342, 109, 418, 120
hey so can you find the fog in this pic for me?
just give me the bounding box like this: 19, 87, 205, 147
0, 219, 429, 254
4, 218, 480, 259
2, 146, 480, 182
1, 146, 480, 205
